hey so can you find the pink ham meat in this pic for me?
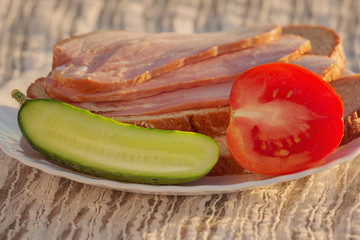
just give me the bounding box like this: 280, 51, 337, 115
75, 81, 232, 116
72, 55, 337, 116
45, 23, 281, 94
45, 34, 310, 102
290, 54, 340, 81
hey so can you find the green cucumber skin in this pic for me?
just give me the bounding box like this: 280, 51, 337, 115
17, 99, 219, 185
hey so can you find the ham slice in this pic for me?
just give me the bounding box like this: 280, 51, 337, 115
45, 34, 311, 102
290, 55, 341, 81
72, 55, 336, 117
45, 23, 281, 94
75, 82, 232, 116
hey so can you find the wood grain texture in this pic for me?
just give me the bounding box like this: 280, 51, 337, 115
1, 0, 360, 239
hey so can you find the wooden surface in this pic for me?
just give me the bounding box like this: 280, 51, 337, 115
1, 0, 360, 239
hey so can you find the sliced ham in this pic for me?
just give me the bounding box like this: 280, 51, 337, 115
45, 23, 281, 94
338, 68, 356, 78
291, 55, 335, 74
44, 34, 311, 102
75, 82, 232, 116
72, 55, 337, 116
290, 55, 341, 82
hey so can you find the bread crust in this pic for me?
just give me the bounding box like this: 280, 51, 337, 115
333, 74, 360, 145
342, 109, 360, 145
283, 24, 346, 82
113, 107, 230, 138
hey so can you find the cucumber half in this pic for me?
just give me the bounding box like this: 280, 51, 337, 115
12, 90, 219, 185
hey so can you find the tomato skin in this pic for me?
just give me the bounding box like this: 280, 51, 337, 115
226, 63, 344, 176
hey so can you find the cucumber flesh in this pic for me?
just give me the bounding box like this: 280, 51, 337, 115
12, 90, 219, 184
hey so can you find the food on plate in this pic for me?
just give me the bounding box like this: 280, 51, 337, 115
28, 54, 338, 117
25, 23, 360, 178
44, 34, 310, 102
12, 90, 219, 184
289, 55, 339, 82
68, 55, 340, 116
226, 63, 344, 175
331, 74, 360, 145
283, 24, 346, 70
47, 23, 281, 93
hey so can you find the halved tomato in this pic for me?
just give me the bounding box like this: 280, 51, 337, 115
226, 63, 344, 175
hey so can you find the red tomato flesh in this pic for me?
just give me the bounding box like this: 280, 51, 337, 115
226, 63, 344, 175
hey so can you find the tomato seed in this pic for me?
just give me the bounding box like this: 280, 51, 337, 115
272, 89, 279, 98
260, 141, 267, 150
286, 138, 293, 147
293, 135, 301, 143
273, 140, 283, 148
286, 90, 293, 98
274, 149, 290, 157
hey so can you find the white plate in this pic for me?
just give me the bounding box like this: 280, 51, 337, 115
1, 105, 360, 195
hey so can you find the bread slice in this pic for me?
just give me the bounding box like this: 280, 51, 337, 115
332, 74, 360, 117
343, 110, 360, 145
283, 24, 346, 74
331, 74, 360, 145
